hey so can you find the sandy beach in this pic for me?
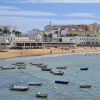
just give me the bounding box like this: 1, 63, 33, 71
0, 47, 100, 59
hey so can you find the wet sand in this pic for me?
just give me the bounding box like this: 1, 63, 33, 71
0, 47, 100, 59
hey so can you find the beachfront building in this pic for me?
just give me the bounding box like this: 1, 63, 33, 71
67, 30, 95, 37
27, 29, 43, 42
58, 36, 100, 45
0, 34, 16, 51
0, 25, 18, 33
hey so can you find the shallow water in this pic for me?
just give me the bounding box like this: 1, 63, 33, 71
0, 52, 100, 100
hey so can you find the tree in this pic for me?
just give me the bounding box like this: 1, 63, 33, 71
14, 31, 22, 37
54, 31, 58, 42
44, 34, 47, 42
48, 33, 52, 42
3, 29, 10, 35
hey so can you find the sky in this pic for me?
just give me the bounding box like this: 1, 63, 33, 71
0, 0, 100, 33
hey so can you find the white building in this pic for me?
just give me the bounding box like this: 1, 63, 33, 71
58, 36, 100, 44
0, 25, 18, 32
0, 34, 16, 47
27, 29, 43, 42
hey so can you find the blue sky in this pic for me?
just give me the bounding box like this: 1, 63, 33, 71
0, 0, 100, 33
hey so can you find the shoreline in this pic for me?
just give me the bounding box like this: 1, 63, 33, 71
0, 47, 100, 59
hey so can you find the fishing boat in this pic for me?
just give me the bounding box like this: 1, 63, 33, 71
16, 64, 26, 66
18, 67, 26, 69
80, 84, 91, 88
56, 66, 67, 69
41, 68, 52, 71
55, 81, 69, 84
16, 62, 25, 64
10, 85, 28, 91
28, 82, 42, 86
36, 92, 48, 98
30, 62, 43, 66
0, 66, 15, 70
37, 65, 47, 68
50, 70, 61, 73
53, 71, 64, 75
80, 68, 88, 70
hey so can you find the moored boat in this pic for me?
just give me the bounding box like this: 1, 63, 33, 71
18, 67, 26, 69
50, 70, 61, 73
55, 81, 69, 84
37, 65, 47, 68
10, 85, 28, 91
28, 82, 42, 86
0, 66, 15, 70
41, 68, 52, 71
80, 84, 91, 88
36, 92, 48, 98
56, 66, 67, 69
30, 62, 43, 66
80, 68, 88, 70
53, 71, 64, 75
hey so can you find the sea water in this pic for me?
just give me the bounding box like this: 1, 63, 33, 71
0, 52, 100, 100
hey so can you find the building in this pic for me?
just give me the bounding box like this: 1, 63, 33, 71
58, 36, 100, 45
67, 30, 95, 36
44, 25, 61, 32
89, 23, 98, 32
27, 29, 43, 41
61, 25, 88, 31
0, 25, 18, 32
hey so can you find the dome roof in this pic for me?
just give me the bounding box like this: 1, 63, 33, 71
1, 39, 9, 43
10, 34, 15, 37
70, 39, 75, 43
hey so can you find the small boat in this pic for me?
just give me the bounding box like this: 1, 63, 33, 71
50, 70, 61, 73
37, 65, 47, 68
30, 62, 43, 66
0, 66, 15, 70
53, 72, 64, 75
55, 81, 69, 84
80, 84, 91, 88
80, 68, 88, 70
36, 92, 48, 98
28, 82, 41, 86
41, 68, 52, 71
16, 62, 25, 64
56, 66, 67, 69
18, 67, 26, 69
16, 64, 26, 66
10, 85, 28, 91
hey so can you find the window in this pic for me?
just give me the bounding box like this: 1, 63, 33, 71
96, 42, 98, 44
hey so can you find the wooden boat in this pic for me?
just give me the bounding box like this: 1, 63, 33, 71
37, 65, 47, 68
10, 85, 28, 91
56, 66, 67, 69
80, 68, 88, 70
55, 81, 69, 84
53, 72, 64, 75
28, 82, 41, 86
36, 92, 48, 98
18, 67, 26, 69
0, 66, 15, 70
41, 68, 52, 71
80, 84, 91, 88
16, 62, 25, 64
30, 62, 43, 66
50, 70, 61, 73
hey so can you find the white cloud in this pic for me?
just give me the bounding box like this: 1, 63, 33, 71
64, 13, 98, 17
0, 16, 99, 33
0, 6, 19, 10
0, 9, 57, 16
5, 0, 100, 3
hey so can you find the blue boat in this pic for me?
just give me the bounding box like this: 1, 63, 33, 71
80, 68, 88, 70
55, 81, 69, 84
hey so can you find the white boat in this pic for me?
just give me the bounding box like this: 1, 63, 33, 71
56, 66, 67, 69
37, 65, 47, 68
10, 85, 28, 91
80, 84, 91, 88
36, 92, 48, 98
28, 82, 42, 86
53, 72, 64, 75
50, 70, 61, 73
